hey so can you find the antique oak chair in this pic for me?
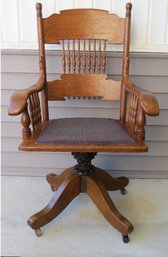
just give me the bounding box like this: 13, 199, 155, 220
8, 3, 159, 243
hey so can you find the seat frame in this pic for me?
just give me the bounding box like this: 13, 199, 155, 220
8, 3, 159, 243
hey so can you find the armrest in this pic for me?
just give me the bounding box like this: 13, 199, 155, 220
123, 76, 159, 116
8, 74, 45, 116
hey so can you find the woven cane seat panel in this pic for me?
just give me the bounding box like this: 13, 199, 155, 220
36, 118, 136, 145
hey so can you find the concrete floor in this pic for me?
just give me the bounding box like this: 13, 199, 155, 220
1, 176, 168, 257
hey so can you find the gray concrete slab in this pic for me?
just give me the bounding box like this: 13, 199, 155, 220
1, 176, 168, 257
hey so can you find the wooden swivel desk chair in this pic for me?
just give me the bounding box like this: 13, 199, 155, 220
8, 3, 159, 243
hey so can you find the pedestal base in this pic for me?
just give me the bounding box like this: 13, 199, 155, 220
28, 153, 134, 243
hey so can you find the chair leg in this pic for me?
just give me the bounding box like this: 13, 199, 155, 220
46, 168, 73, 191
27, 169, 80, 232
86, 173, 134, 238
95, 168, 129, 193
28, 153, 134, 242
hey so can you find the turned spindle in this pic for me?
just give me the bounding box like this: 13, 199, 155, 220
136, 105, 146, 141
21, 106, 31, 141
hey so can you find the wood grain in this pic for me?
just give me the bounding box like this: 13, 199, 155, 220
28, 168, 80, 229
47, 74, 121, 100
28, 165, 133, 238
8, 3, 160, 241
95, 168, 129, 191
86, 173, 134, 235
43, 9, 125, 44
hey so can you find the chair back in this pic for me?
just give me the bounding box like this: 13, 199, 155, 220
36, 3, 132, 120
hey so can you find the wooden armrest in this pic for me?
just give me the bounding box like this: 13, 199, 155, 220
8, 75, 45, 116
124, 77, 159, 116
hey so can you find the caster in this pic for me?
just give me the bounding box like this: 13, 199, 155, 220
35, 228, 42, 237
122, 235, 129, 243
51, 185, 57, 192
121, 188, 127, 195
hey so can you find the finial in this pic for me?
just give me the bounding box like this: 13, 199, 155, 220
126, 3, 132, 17
36, 3, 42, 17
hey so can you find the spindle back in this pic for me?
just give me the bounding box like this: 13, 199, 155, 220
61, 39, 107, 74
36, 3, 132, 121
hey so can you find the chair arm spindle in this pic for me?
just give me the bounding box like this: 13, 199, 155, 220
124, 76, 159, 141
123, 77, 159, 116
8, 75, 45, 116
28, 92, 42, 132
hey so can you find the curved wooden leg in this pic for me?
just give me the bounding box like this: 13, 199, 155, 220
28, 170, 80, 230
86, 173, 134, 236
95, 168, 129, 192
46, 168, 73, 191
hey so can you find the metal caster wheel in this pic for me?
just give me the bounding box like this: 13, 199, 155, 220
120, 188, 127, 195
35, 228, 42, 237
122, 235, 129, 243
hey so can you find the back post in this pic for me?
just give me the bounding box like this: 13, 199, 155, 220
120, 3, 132, 124
36, 3, 49, 121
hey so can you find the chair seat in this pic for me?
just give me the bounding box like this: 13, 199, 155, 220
19, 118, 148, 152
36, 118, 135, 144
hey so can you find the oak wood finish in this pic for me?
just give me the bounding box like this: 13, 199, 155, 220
43, 9, 125, 44
86, 173, 133, 236
8, 74, 45, 116
47, 168, 129, 193
21, 106, 31, 141
28, 168, 81, 229
28, 166, 133, 238
19, 125, 148, 153
8, 3, 159, 242
46, 168, 73, 191
47, 74, 121, 101
95, 168, 129, 191
60, 39, 107, 74
36, 3, 49, 121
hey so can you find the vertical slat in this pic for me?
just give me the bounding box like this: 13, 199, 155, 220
98, 40, 101, 74
67, 40, 71, 73
29, 93, 42, 131
165, 12, 168, 44
75, 0, 93, 8
103, 40, 106, 74
36, 93, 42, 126
62, 40, 66, 73
34, 93, 40, 128
133, 95, 138, 127
131, 0, 149, 45
1, 0, 19, 41
32, 94, 37, 129
93, 39, 96, 73
19, 0, 37, 42
128, 92, 133, 129
28, 96, 35, 130
72, 39, 76, 73
147, 0, 167, 45
88, 39, 91, 73
131, 94, 136, 128
78, 40, 81, 73
127, 93, 139, 131
83, 39, 86, 73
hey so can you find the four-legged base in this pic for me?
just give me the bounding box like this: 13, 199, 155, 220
28, 153, 134, 243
